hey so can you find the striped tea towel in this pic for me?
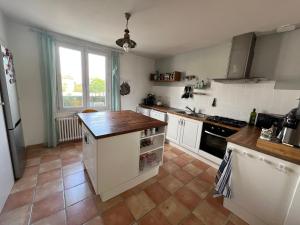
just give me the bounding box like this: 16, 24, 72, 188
214, 149, 233, 198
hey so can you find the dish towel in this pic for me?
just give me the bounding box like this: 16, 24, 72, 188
214, 150, 233, 198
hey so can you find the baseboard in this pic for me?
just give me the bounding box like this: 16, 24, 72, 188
26, 143, 44, 150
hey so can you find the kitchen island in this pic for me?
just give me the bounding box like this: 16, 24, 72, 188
78, 110, 167, 201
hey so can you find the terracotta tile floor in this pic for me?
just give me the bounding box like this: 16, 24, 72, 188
0, 142, 248, 225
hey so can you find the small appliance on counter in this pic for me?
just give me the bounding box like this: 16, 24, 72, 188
143, 94, 156, 106
280, 102, 300, 147
256, 113, 284, 137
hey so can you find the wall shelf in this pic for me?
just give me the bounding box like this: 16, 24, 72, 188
150, 71, 181, 82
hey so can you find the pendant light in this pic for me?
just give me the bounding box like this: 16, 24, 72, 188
116, 12, 137, 52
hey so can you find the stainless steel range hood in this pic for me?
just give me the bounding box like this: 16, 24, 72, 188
214, 32, 266, 83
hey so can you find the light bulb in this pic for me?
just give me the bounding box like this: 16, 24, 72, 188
123, 42, 130, 52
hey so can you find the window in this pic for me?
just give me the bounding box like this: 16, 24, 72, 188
57, 45, 110, 111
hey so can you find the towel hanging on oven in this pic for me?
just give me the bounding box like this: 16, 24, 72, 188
214, 149, 232, 198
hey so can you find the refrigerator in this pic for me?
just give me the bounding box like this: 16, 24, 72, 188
0, 45, 25, 179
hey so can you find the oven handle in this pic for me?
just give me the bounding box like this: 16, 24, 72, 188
204, 130, 227, 139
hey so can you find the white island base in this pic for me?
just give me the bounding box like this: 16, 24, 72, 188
82, 125, 165, 201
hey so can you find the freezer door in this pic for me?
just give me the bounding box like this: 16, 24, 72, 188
8, 121, 25, 179
0, 46, 21, 129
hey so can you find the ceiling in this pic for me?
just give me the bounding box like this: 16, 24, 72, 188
1, 0, 300, 58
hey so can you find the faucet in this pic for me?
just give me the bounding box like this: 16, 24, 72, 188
185, 106, 196, 114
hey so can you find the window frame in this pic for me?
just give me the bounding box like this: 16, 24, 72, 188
56, 42, 111, 112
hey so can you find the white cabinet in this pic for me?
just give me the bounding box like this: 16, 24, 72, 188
150, 110, 166, 122
285, 178, 300, 225
224, 143, 300, 225
136, 106, 151, 117
82, 125, 141, 200
166, 114, 181, 144
82, 126, 98, 191
180, 119, 202, 153
99, 132, 139, 193
166, 113, 203, 153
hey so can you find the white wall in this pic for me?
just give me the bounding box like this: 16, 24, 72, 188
6, 20, 155, 145
156, 41, 231, 79
251, 29, 300, 89
0, 10, 14, 212
6, 20, 45, 146
152, 81, 300, 121
120, 53, 155, 111
0, 10, 7, 45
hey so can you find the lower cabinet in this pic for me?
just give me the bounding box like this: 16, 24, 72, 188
82, 126, 98, 191
150, 110, 166, 122
225, 143, 300, 225
136, 106, 151, 116
166, 113, 202, 153
285, 179, 300, 225
166, 114, 181, 144
180, 119, 202, 153
82, 125, 140, 199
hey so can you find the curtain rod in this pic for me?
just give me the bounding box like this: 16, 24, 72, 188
30, 27, 124, 54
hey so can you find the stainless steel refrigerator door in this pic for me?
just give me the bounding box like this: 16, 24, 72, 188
8, 120, 25, 179
0, 46, 21, 129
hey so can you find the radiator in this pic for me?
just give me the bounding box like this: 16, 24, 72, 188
56, 116, 82, 143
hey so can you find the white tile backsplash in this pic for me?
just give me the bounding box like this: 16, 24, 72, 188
152, 81, 300, 122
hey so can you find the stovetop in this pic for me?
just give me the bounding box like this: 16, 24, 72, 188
207, 116, 248, 128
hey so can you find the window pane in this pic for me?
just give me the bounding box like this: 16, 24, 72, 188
88, 53, 106, 107
58, 47, 83, 108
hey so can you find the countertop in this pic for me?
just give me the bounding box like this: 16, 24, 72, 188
227, 126, 300, 165
140, 104, 241, 131
141, 104, 300, 165
78, 110, 168, 139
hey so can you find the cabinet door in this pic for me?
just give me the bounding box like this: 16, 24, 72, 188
166, 114, 181, 144
228, 144, 298, 225
180, 119, 201, 153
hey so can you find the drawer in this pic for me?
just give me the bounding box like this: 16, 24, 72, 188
150, 110, 166, 122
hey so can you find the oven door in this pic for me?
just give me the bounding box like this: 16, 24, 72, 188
200, 123, 237, 159
200, 130, 227, 159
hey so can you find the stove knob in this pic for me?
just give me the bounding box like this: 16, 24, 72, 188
222, 129, 225, 133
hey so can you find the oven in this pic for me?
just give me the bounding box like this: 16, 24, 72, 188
200, 122, 237, 159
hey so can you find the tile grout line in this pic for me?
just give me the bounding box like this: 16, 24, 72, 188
26, 164, 39, 225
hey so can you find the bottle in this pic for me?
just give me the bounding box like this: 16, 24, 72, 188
249, 108, 257, 126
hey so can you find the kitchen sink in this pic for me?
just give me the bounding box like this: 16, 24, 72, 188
176, 111, 206, 118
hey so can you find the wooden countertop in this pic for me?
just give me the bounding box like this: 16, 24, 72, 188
227, 126, 300, 165
78, 110, 168, 139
